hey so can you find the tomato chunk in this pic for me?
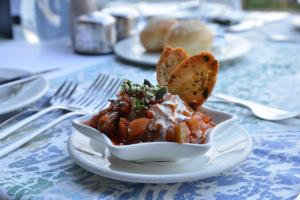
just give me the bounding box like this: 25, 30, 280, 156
127, 118, 152, 143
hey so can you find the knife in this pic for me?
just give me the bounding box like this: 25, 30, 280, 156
0, 68, 59, 89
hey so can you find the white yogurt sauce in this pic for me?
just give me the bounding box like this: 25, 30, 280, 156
148, 94, 192, 139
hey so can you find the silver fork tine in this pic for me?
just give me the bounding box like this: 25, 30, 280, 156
107, 78, 123, 97
95, 75, 110, 90
100, 77, 115, 92
73, 74, 107, 105
81, 92, 100, 109
79, 75, 112, 107
73, 76, 112, 109
103, 78, 122, 100
0, 75, 126, 158
83, 80, 116, 111
49, 80, 68, 103
53, 80, 67, 97
77, 77, 122, 110
57, 81, 74, 103
66, 82, 78, 99
95, 74, 109, 90
105, 78, 123, 98
86, 74, 102, 90
99, 77, 118, 96
84, 75, 109, 100
60, 82, 78, 104
76, 75, 109, 107
93, 78, 123, 110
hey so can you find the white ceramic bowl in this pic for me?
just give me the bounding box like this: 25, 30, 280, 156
72, 106, 237, 162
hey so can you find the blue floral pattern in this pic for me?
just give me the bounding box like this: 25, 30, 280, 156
1, 21, 300, 199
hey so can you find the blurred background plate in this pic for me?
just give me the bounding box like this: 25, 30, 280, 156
292, 16, 300, 30
114, 34, 251, 66
0, 68, 48, 115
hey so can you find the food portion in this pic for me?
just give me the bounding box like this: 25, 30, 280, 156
140, 18, 214, 55
156, 46, 189, 86
87, 41, 219, 146
156, 46, 219, 110
140, 18, 178, 52
87, 80, 215, 145
164, 20, 214, 55
167, 51, 219, 109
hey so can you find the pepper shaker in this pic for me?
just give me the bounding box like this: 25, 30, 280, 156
102, 6, 139, 41
72, 11, 116, 55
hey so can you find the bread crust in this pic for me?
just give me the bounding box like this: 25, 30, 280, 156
167, 51, 219, 110
156, 46, 189, 86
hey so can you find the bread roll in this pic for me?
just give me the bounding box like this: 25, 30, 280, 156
140, 18, 178, 51
164, 20, 213, 55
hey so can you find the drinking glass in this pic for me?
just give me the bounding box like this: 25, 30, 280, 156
20, 0, 70, 43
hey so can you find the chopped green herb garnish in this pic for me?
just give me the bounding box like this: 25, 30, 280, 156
120, 79, 167, 112
132, 97, 148, 112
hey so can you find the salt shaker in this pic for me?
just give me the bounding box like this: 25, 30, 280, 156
69, 0, 98, 35
102, 6, 139, 41
72, 11, 116, 55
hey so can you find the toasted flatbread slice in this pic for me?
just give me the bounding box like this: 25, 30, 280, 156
156, 46, 189, 86
168, 51, 219, 110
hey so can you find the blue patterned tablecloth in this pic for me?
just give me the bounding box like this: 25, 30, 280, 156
1, 17, 300, 200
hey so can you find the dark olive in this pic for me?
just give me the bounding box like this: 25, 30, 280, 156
155, 87, 167, 100
143, 79, 152, 87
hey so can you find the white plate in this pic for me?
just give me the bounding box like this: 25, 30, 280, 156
68, 124, 252, 183
292, 16, 300, 30
114, 35, 251, 66
0, 68, 48, 115
72, 107, 237, 162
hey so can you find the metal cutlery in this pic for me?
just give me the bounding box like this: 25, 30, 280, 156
0, 68, 59, 89
0, 80, 78, 140
0, 79, 76, 128
0, 109, 39, 127
212, 93, 300, 121
266, 34, 300, 43
0, 74, 123, 158
257, 28, 300, 43
227, 19, 264, 32
0, 73, 112, 140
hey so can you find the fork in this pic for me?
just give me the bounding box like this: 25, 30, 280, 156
0, 80, 78, 140
0, 74, 109, 140
0, 76, 123, 158
0, 81, 76, 128
212, 93, 300, 121
257, 28, 300, 43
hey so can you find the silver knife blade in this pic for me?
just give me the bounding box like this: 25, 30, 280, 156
0, 68, 59, 89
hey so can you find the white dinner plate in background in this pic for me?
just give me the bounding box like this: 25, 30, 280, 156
68, 124, 252, 183
0, 68, 48, 115
292, 16, 300, 30
114, 34, 251, 66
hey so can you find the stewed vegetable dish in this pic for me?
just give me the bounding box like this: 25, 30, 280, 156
87, 80, 215, 145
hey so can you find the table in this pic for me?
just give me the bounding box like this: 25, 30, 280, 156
0, 15, 300, 200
